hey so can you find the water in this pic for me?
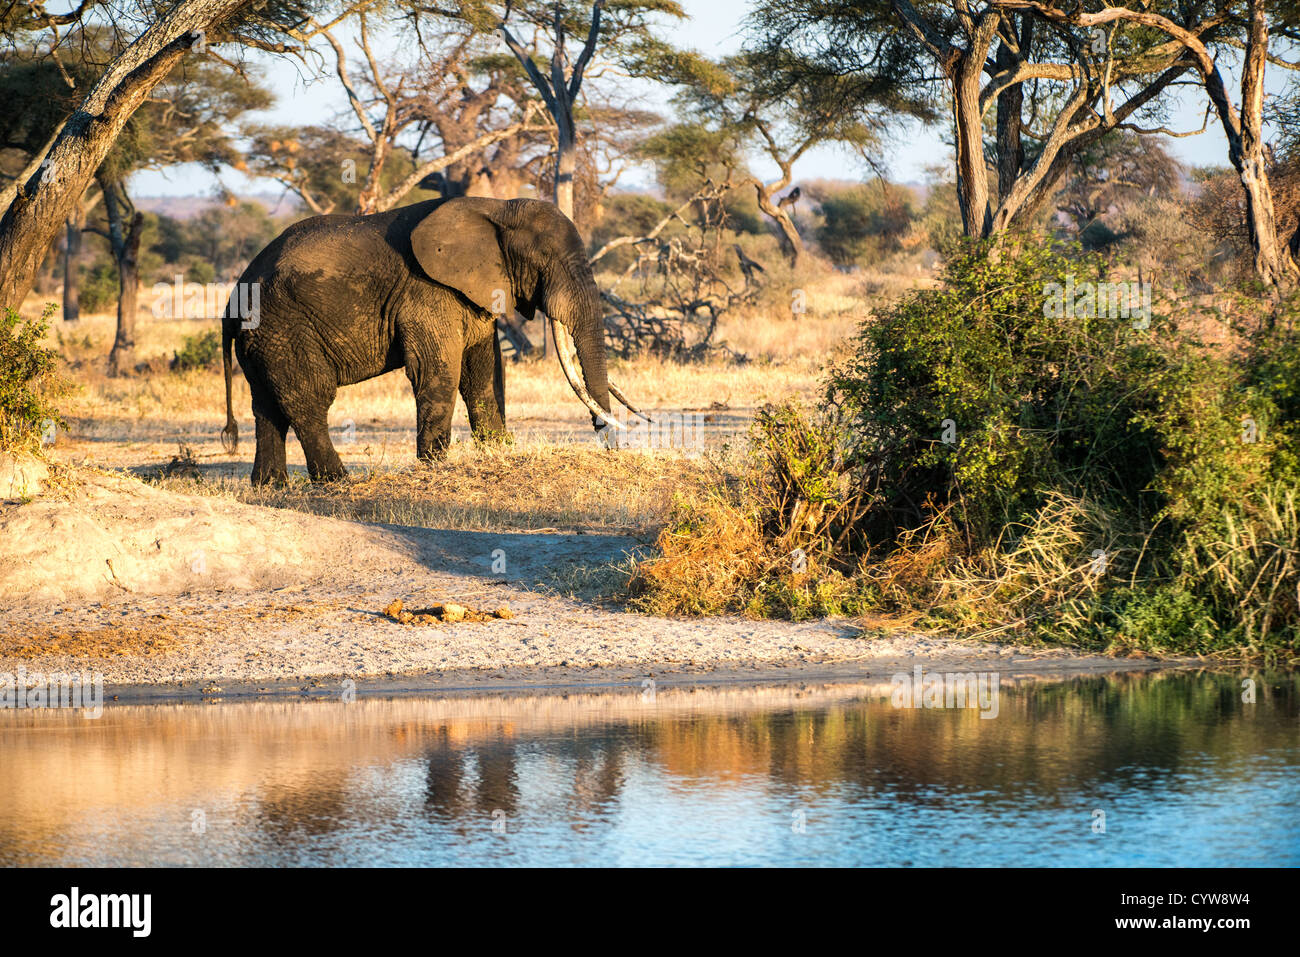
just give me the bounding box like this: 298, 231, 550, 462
1, 672, 1296, 866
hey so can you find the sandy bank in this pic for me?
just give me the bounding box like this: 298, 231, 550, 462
1, 463, 1197, 696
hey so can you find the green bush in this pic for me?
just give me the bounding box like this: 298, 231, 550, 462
79, 261, 119, 314
637, 235, 1300, 661
0, 305, 67, 453
171, 330, 222, 372
830, 238, 1170, 545
816, 185, 914, 266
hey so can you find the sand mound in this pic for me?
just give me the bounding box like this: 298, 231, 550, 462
0, 453, 49, 499
0, 463, 407, 603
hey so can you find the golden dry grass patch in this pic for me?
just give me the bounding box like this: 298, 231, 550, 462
152, 442, 730, 536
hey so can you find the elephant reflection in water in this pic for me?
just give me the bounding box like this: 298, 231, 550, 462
422, 730, 628, 825
423, 726, 519, 821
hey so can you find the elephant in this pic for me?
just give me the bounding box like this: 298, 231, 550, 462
219, 196, 647, 485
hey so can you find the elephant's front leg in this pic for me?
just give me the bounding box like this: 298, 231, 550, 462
460, 332, 508, 443
404, 334, 461, 461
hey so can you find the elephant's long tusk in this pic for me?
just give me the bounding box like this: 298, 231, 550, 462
609, 381, 652, 423
550, 318, 626, 432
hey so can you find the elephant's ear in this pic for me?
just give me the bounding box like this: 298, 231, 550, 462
410, 199, 515, 316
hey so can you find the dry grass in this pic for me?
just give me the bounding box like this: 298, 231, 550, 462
152, 442, 724, 536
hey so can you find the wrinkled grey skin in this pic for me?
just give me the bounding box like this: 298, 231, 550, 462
221, 197, 611, 485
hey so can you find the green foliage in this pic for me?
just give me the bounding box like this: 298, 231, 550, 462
815, 184, 914, 265
638, 236, 1300, 660
831, 237, 1168, 543
79, 262, 120, 315
150, 203, 278, 280
171, 331, 222, 372
638, 122, 747, 202
0, 305, 66, 453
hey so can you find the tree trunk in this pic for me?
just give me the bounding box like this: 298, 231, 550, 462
1199, 0, 1297, 292
107, 217, 142, 376
753, 185, 802, 265
0, 0, 245, 310
953, 51, 993, 239
102, 179, 144, 376
994, 22, 1027, 204
554, 117, 577, 222
497, 314, 535, 359
62, 209, 84, 322
1238, 1, 1296, 289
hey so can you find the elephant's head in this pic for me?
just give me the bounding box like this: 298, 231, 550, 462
409, 197, 645, 433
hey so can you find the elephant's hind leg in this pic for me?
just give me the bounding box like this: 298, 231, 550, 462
294, 409, 347, 482
247, 371, 291, 486
251, 409, 290, 486
265, 352, 347, 483
460, 333, 508, 443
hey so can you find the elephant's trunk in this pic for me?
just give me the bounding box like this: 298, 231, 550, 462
547, 259, 646, 433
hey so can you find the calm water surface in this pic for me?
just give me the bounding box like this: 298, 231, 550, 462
1, 671, 1296, 866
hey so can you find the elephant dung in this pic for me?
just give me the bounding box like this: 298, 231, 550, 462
381, 598, 513, 625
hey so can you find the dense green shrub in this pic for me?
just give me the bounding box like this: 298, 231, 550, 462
637, 236, 1300, 661
830, 238, 1171, 544
0, 305, 67, 453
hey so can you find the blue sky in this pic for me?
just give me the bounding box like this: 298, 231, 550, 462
134, 0, 1240, 198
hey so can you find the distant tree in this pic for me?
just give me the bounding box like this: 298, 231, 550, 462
668, 45, 931, 264
151, 202, 278, 280
816, 183, 915, 266
1053, 131, 1182, 245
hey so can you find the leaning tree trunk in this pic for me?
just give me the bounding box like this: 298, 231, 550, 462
754, 185, 802, 266
0, 0, 245, 310
1199, 0, 1298, 293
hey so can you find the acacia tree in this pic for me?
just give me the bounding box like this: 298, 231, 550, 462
0, 0, 263, 310
246, 14, 548, 217
3, 28, 273, 369
990, 0, 1300, 291
754, 0, 1210, 243
668, 48, 932, 264
415, 0, 684, 221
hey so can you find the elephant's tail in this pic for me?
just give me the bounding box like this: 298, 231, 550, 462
220, 317, 238, 454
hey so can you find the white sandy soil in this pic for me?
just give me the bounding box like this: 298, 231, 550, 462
0, 460, 1188, 696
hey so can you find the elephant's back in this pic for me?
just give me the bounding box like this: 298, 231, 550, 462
253, 214, 404, 288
